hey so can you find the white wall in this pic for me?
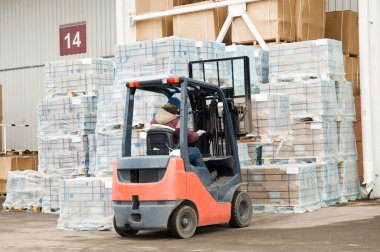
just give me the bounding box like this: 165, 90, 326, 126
326, 0, 358, 12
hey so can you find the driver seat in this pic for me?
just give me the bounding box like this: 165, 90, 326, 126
146, 124, 177, 155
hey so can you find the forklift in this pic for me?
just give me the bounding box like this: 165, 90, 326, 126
113, 56, 253, 239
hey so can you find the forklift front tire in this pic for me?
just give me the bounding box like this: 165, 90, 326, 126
169, 205, 198, 239
113, 216, 139, 237
229, 191, 252, 228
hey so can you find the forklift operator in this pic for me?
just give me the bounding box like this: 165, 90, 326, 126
151, 97, 207, 168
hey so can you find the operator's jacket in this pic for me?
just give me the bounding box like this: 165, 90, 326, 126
151, 107, 199, 144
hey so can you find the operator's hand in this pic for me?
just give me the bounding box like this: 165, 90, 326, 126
196, 130, 206, 137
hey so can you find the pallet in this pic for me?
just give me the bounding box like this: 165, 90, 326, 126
259, 155, 342, 165
271, 73, 346, 83
233, 37, 294, 47
47, 89, 98, 98
343, 52, 359, 58
3, 206, 41, 213
3, 150, 38, 156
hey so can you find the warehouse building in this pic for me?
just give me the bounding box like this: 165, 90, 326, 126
0, 0, 380, 229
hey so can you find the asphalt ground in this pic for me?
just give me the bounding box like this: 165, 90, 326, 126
0, 197, 380, 252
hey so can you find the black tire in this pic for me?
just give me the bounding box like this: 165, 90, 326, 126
229, 191, 252, 228
169, 205, 198, 239
113, 216, 139, 237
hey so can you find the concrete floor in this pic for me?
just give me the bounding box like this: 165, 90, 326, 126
0, 198, 380, 252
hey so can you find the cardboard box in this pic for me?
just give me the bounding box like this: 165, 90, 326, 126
344, 56, 360, 96
356, 141, 363, 184
136, 0, 173, 41
295, 0, 325, 41
325, 11, 359, 55
354, 121, 362, 142
355, 96, 361, 121
0, 179, 6, 193
173, 1, 228, 42
231, 0, 296, 43
0, 156, 38, 180
173, 0, 207, 5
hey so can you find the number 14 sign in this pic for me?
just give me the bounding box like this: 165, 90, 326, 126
59, 22, 86, 56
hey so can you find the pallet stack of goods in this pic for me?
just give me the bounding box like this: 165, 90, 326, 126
58, 36, 228, 230
325, 10, 362, 184
240, 38, 360, 212
2, 58, 114, 213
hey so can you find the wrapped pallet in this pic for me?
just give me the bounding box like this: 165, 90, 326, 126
231, 0, 296, 43
250, 93, 291, 143
291, 122, 339, 158
225, 45, 259, 93
136, 0, 173, 41
115, 37, 197, 81
38, 95, 98, 134
338, 156, 360, 201
241, 164, 321, 213
44, 58, 114, 97
336, 81, 356, 121
316, 159, 342, 207
337, 121, 357, 156
38, 134, 89, 177
261, 78, 338, 122
2, 170, 44, 211
269, 39, 345, 79
57, 177, 113, 231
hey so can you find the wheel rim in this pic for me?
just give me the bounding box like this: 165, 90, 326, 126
180, 212, 193, 233
239, 200, 249, 222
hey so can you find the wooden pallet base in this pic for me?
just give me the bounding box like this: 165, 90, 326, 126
232, 37, 294, 46
3, 206, 41, 213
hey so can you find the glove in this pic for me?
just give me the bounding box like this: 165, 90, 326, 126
196, 130, 206, 137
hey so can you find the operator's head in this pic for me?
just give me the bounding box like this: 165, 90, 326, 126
163, 97, 181, 115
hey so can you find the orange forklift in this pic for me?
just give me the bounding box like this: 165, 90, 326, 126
113, 56, 253, 238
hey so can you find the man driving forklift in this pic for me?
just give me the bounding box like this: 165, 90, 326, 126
151, 97, 207, 168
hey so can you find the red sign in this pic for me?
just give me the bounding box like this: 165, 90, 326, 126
59, 22, 87, 56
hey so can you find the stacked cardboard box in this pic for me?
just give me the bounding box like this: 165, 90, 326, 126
136, 0, 174, 41
325, 11, 359, 56
231, 0, 325, 44
173, 1, 229, 42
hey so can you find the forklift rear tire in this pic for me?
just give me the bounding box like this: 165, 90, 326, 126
169, 205, 198, 239
229, 191, 252, 228
113, 216, 139, 237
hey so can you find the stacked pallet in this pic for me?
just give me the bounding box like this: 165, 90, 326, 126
241, 164, 320, 213
241, 39, 360, 212
36, 58, 114, 213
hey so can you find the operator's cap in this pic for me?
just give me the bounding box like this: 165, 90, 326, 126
167, 97, 181, 109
